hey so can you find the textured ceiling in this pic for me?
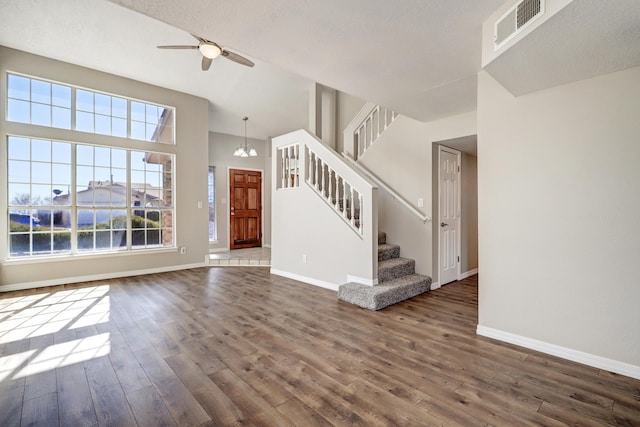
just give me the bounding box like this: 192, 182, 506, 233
107, 0, 504, 123
4, 0, 637, 140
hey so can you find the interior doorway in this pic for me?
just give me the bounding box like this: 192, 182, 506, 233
432, 136, 478, 288
438, 146, 461, 286
229, 169, 262, 249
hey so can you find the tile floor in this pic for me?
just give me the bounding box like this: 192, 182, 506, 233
208, 247, 271, 267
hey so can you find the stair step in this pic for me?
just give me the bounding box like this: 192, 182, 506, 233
378, 243, 400, 261
378, 257, 415, 283
378, 232, 386, 245
338, 274, 432, 311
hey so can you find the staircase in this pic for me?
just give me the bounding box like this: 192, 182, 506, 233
338, 232, 431, 310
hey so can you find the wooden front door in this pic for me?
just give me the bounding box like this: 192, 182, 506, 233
230, 169, 262, 249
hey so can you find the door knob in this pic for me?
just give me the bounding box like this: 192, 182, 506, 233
441, 222, 448, 227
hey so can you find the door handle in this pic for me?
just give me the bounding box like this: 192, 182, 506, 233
441, 222, 448, 227
231, 212, 235, 216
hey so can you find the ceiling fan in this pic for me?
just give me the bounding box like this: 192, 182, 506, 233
157, 34, 255, 71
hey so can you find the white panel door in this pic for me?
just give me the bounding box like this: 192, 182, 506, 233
439, 148, 460, 286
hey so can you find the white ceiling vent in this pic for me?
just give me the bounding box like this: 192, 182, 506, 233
494, 0, 544, 50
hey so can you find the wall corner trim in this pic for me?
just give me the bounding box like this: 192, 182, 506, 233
270, 268, 339, 292
476, 325, 640, 380
430, 281, 441, 290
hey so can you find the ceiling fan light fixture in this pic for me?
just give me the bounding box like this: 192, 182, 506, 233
199, 43, 222, 59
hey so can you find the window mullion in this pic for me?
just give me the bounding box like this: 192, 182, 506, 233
70, 143, 78, 254
126, 150, 132, 250
71, 87, 77, 131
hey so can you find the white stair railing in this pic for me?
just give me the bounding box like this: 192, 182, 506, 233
343, 102, 398, 160
306, 147, 363, 234
276, 143, 300, 189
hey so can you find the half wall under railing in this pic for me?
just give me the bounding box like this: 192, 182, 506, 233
271, 129, 379, 290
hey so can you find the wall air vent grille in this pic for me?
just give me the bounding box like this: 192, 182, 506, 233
517, 0, 541, 28
494, 0, 544, 50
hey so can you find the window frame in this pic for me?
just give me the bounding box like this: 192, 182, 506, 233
6, 72, 176, 144
4, 71, 177, 261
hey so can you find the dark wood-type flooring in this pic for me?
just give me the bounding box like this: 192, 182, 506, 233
1, 268, 639, 426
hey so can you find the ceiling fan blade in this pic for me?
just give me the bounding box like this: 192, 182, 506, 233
157, 45, 199, 50
202, 56, 213, 71
221, 50, 255, 67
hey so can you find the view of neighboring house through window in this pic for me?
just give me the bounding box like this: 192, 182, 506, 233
208, 166, 216, 241
5, 73, 176, 258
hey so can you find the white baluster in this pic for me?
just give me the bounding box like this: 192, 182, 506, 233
280, 148, 286, 188
358, 193, 364, 234
376, 105, 381, 139
321, 161, 326, 196
315, 156, 320, 190
334, 176, 340, 210
384, 108, 388, 130
342, 181, 348, 218
350, 187, 355, 226
294, 145, 299, 187
307, 149, 312, 184
327, 168, 333, 203
287, 146, 296, 187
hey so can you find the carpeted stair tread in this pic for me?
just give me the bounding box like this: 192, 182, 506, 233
338, 274, 431, 310
378, 243, 400, 261
378, 257, 415, 283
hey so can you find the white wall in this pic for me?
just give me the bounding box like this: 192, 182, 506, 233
359, 112, 477, 279
477, 67, 640, 372
460, 152, 478, 274
208, 131, 270, 250
335, 91, 366, 154
0, 46, 210, 290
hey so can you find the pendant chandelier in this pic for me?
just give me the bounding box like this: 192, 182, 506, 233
233, 116, 258, 157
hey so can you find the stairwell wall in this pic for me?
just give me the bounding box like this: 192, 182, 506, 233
358, 112, 477, 280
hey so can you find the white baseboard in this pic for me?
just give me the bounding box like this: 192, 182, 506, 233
430, 281, 441, 290
346, 275, 378, 286
477, 325, 640, 380
270, 268, 339, 292
459, 268, 478, 280
0, 262, 207, 293
263, 244, 272, 248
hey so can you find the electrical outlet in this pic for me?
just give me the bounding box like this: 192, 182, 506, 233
302, 254, 307, 264
180, 247, 187, 255
417, 198, 424, 207
197, 201, 203, 209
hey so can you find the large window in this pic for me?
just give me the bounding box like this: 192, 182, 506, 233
208, 166, 216, 241
7, 73, 175, 144
6, 73, 176, 259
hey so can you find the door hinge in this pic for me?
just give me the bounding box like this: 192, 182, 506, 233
458, 256, 460, 262
457, 165, 460, 172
